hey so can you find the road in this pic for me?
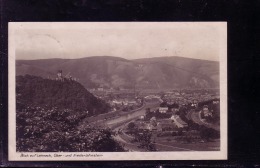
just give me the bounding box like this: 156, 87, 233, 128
189, 110, 220, 131
104, 102, 159, 127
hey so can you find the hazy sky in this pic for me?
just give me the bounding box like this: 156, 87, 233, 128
12, 22, 226, 61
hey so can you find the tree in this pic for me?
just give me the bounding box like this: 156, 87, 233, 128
128, 122, 136, 130
160, 101, 168, 107
159, 91, 165, 99
145, 108, 151, 114
136, 131, 156, 151
199, 127, 219, 141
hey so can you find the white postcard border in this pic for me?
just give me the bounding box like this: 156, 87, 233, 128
8, 22, 227, 161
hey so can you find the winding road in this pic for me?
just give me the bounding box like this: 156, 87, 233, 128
188, 110, 220, 131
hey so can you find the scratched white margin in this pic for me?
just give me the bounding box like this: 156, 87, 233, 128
8, 22, 227, 161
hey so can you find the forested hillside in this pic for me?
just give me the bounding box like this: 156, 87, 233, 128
16, 75, 124, 152
16, 75, 110, 116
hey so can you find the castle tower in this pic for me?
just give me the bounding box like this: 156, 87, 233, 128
57, 70, 63, 81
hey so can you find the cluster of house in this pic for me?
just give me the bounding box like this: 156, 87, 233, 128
144, 95, 163, 103
156, 106, 179, 113
109, 99, 140, 106
90, 87, 118, 92
162, 91, 219, 106
136, 114, 188, 132
108, 98, 142, 111
201, 105, 212, 117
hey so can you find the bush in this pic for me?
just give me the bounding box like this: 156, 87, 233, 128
16, 106, 125, 152
157, 131, 173, 137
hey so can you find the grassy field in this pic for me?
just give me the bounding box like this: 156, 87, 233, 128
154, 136, 220, 151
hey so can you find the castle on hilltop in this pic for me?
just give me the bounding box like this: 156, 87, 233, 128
57, 70, 63, 81
54, 70, 78, 82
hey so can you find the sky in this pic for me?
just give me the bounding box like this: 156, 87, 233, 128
12, 22, 226, 61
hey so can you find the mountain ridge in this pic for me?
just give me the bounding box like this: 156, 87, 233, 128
133, 56, 218, 63
17, 55, 218, 62
16, 56, 219, 89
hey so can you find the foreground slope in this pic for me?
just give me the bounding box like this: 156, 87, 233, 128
16, 75, 124, 152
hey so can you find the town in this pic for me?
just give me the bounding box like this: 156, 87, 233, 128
85, 87, 220, 151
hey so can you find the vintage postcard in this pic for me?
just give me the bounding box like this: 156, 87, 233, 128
8, 22, 227, 160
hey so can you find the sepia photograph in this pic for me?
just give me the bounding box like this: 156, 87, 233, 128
8, 22, 227, 160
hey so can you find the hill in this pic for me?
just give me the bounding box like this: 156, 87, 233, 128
16, 56, 219, 89
133, 56, 219, 88
16, 75, 110, 116
16, 75, 124, 152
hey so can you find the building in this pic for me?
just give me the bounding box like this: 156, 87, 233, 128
97, 87, 104, 91
128, 100, 137, 106
159, 107, 168, 113
136, 122, 150, 131
56, 70, 64, 81
147, 124, 157, 131
170, 115, 188, 128
202, 105, 212, 117
191, 101, 198, 108
157, 119, 177, 131
140, 115, 145, 120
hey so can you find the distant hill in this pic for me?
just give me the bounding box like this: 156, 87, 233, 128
16, 56, 219, 89
16, 75, 110, 116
